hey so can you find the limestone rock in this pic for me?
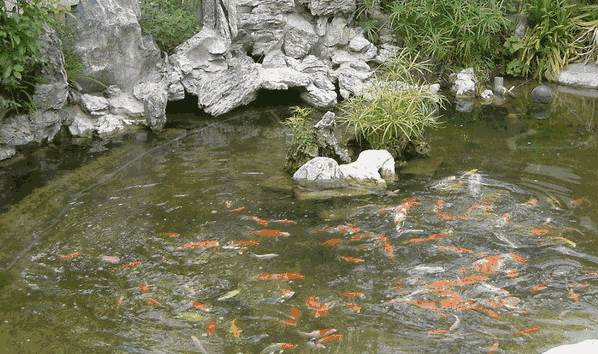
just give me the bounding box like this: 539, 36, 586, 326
307, 0, 356, 16
284, 13, 318, 59
107, 90, 145, 118
66, 106, 96, 137
0, 110, 63, 146
374, 43, 400, 64
339, 150, 396, 186
80, 94, 110, 115
450, 68, 476, 97
314, 111, 351, 163
543, 340, 598, 354
260, 67, 311, 90
292, 157, 345, 188
32, 26, 68, 111
144, 89, 168, 130
96, 114, 126, 135
0, 146, 16, 161
555, 64, 598, 89
169, 28, 229, 75
531, 85, 554, 104
480, 89, 494, 101
72, 0, 160, 92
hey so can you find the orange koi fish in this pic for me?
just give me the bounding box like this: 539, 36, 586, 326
60, 252, 81, 261
335, 224, 361, 235
506, 269, 519, 278
145, 298, 161, 306
280, 306, 301, 326
306, 296, 333, 318
531, 227, 551, 236
341, 291, 365, 299
439, 295, 472, 311
514, 326, 540, 335
318, 333, 343, 344
253, 229, 290, 238
570, 196, 586, 207
471, 303, 501, 320
207, 318, 216, 336
261, 343, 297, 353
527, 198, 539, 206
191, 301, 210, 312
230, 206, 246, 213
272, 219, 297, 225
139, 282, 151, 293
457, 274, 489, 286
568, 288, 580, 303
322, 238, 343, 247
486, 342, 499, 353
530, 284, 547, 292
428, 329, 449, 335
473, 255, 503, 274
435, 199, 446, 210
256, 273, 305, 280
244, 216, 269, 226
121, 261, 142, 269
340, 256, 365, 263
299, 327, 337, 339
435, 245, 473, 254
510, 253, 528, 265
403, 233, 449, 244
378, 235, 395, 258
434, 210, 469, 221
344, 302, 361, 313
181, 240, 219, 249
426, 280, 453, 290
163, 232, 179, 238
230, 319, 242, 337
408, 299, 437, 310
501, 213, 511, 224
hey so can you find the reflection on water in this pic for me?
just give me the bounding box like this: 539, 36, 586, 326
0, 86, 597, 353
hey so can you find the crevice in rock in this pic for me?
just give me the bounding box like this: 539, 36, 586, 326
165, 92, 200, 114
251, 88, 305, 108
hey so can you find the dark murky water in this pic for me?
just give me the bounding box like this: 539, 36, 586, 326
0, 85, 597, 353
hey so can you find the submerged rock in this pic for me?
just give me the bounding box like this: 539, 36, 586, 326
531, 85, 554, 104
555, 64, 598, 89
450, 68, 476, 97
0, 146, 16, 161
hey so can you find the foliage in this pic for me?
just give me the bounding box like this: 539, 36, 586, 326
0, 0, 56, 113
54, 16, 84, 86
355, 0, 385, 43
339, 51, 444, 154
140, 0, 201, 53
385, 0, 511, 81
506, 1, 598, 80
283, 106, 319, 173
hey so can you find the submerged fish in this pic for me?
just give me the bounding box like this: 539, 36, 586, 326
243, 216, 269, 226
530, 284, 547, 292
272, 219, 297, 225
279, 307, 301, 327
218, 289, 241, 301
514, 326, 540, 335
306, 296, 333, 318
260, 343, 297, 353
434, 245, 473, 254
254, 229, 290, 238
163, 232, 179, 238
60, 252, 81, 261
340, 255, 365, 263
144, 297, 161, 306
403, 233, 450, 244
322, 238, 343, 247
230, 207, 246, 213
299, 328, 337, 339
344, 302, 362, 313
223, 240, 260, 249
341, 291, 365, 299
207, 317, 216, 336
121, 261, 142, 269
256, 273, 305, 280
191, 301, 210, 312
251, 253, 279, 260
230, 319, 242, 337
180, 240, 219, 249
139, 282, 152, 293
317, 333, 343, 345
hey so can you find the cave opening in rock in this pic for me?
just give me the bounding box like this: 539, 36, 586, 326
251, 88, 304, 108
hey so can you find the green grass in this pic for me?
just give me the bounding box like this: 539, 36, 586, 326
283, 106, 319, 173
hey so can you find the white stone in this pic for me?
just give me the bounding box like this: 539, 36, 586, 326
339, 150, 396, 185
555, 64, 598, 89
80, 94, 110, 115
543, 340, 598, 354
450, 68, 476, 97
292, 157, 344, 184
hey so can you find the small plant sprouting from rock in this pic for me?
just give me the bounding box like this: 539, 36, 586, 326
339, 50, 445, 159
140, 0, 202, 53
283, 106, 319, 173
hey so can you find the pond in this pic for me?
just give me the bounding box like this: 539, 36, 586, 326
0, 85, 597, 353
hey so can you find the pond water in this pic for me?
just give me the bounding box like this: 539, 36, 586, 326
0, 86, 597, 353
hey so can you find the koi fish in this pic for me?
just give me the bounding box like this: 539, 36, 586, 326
192, 301, 210, 312
243, 216, 269, 226
139, 282, 151, 293
341, 291, 365, 299
500, 213, 511, 224
121, 261, 142, 269
510, 253, 528, 265
223, 240, 260, 249
340, 256, 365, 263
306, 296, 333, 318
207, 317, 216, 336
60, 252, 81, 261
473, 255, 503, 274
378, 235, 395, 258
506, 269, 519, 278
100, 255, 121, 264
428, 329, 449, 335
230, 319, 242, 337
408, 299, 437, 310
181, 240, 219, 249
456, 274, 489, 286
260, 343, 297, 353
322, 238, 343, 247
435, 199, 446, 210
299, 327, 337, 339
527, 198, 539, 206
253, 229, 290, 238
570, 196, 587, 207
280, 307, 301, 326
256, 273, 305, 280
344, 302, 361, 313
251, 253, 279, 260
486, 342, 499, 353
318, 333, 343, 345
334, 224, 361, 235
531, 227, 551, 236
434, 210, 469, 221
568, 288, 580, 303
224, 200, 233, 209
230, 206, 246, 213
403, 233, 449, 244
145, 298, 161, 306
272, 219, 297, 225
514, 326, 540, 335
163, 232, 179, 238
471, 302, 501, 320
277, 289, 296, 303
434, 245, 473, 254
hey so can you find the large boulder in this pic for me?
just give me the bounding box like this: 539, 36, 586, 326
531, 85, 554, 104
450, 68, 477, 97
307, 0, 356, 16
72, 0, 160, 92
555, 64, 598, 89
543, 340, 598, 354
292, 157, 345, 188
32, 27, 68, 111
339, 150, 396, 186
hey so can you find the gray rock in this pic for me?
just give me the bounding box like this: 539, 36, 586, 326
96, 114, 126, 135
322, 17, 350, 48
314, 111, 351, 163
80, 94, 110, 115
349, 33, 372, 53
480, 89, 494, 101
339, 150, 395, 186
301, 84, 337, 108
66, 106, 96, 137
0, 146, 16, 161
308, 0, 356, 16
29, 110, 63, 142
72, 0, 160, 92
531, 85, 554, 104
144, 89, 168, 130
237, 0, 295, 56
292, 157, 345, 188
283, 13, 318, 59
374, 43, 400, 64
169, 29, 229, 75
555, 64, 598, 89
450, 68, 476, 97
108, 91, 145, 118
202, 0, 238, 43
260, 67, 311, 90
0, 110, 63, 146
32, 26, 68, 111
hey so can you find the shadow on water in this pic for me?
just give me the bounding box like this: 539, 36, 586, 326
0, 83, 597, 353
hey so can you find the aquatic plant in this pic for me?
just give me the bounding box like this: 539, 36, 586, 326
139, 0, 201, 53
283, 106, 319, 173
385, 0, 511, 81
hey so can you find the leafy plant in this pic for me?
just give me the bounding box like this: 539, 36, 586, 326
139, 0, 202, 53
385, 0, 511, 81
283, 106, 319, 173
0, 0, 56, 114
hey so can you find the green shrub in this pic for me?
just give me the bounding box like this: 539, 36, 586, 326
385, 0, 511, 81
140, 0, 201, 53
339, 51, 444, 155
283, 106, 319, 173
0, 0, 56, 114
54, 17, 84, 86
